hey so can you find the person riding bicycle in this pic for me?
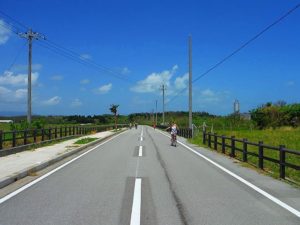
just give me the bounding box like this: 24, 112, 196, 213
170, 123, 178, 138
166, 122, 179, 145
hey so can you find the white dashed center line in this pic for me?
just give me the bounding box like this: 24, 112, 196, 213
130, 178, 142, 225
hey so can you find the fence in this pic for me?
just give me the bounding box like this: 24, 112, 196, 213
0, 124, 128, 153
202, 131, 300, 180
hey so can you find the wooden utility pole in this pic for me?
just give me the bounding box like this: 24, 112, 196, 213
188, 35, 193, 129
19, 29, 45, 124
160, 85, 166, 125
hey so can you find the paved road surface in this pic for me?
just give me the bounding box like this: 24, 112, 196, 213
0, 126, 299, 225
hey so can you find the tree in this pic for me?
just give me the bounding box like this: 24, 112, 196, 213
109, 104, 119, 129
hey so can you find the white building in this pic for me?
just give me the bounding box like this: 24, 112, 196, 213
0, 120, 13, 123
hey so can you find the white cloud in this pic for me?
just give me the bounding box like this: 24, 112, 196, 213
0, 86, 27, 102
0, 71, 39, 86
197, 89, 230, 104
15, 89, 27, 99
42, 96, 61, 106
70, 98, 82, 107
51, 75, 63, 81
12, 64, 42, 72
131, 65, 178, 93
80, 79, 90, 84
174, 73, 188, 90
96, 83, 112, 94
121, 67, 131, 74
0, 20, 11, 45
286, 81, 295, 87
80, 54, 91, 60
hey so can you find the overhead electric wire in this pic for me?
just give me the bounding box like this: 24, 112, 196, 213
42, 39, 137, 83
0, 9, 29, 30
0, 20, 19, 34
0, 10, 136, 84
167, 3, 300, 105
4, 42, 26, 72
36, 40, 135, 83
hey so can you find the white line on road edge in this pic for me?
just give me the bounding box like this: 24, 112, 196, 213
157, 130, 300, 218
138, 146, 143, 157
130, 178, 142, 225
0, 131, 126, 205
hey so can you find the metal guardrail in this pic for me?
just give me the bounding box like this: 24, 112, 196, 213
203, 131, 300, 179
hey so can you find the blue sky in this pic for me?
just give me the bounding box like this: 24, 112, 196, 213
0, 0, 299, 116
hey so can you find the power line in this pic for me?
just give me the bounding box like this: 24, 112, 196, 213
167, 3, 300, 105
0, 10, 136, 84
35, 40, 136, 83
41, 39, 137, 83
4, 42, 26, 72
0, 9, 29, 30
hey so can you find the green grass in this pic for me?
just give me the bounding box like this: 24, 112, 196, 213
0, 123, 11, 131
74, 138, 98, 145
191, 127, 300, 184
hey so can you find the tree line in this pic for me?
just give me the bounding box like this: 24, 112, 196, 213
250, 101, 300, 129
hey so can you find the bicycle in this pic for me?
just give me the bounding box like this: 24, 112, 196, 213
171, 134, 177, 147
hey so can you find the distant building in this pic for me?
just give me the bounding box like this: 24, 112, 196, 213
233, 99, 240, 114
240, 113, 251, 120
0, 120, 13, 123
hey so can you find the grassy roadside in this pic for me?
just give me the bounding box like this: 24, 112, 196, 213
74, 138, 98, 145
190, 127, 300, 184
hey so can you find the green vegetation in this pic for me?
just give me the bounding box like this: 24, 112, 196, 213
74, 138, 98, 145
251, 102, 300, 129
109, 104, 119, 129
191, 127, 300, 184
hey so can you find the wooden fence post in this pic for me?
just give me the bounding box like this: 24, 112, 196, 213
49, 128, 52, 140
0, 130, 3, 150
214, 133, 218, 150
243, 138, 248, 162
12, 131, 16, 147
279, 145, 286, 179
55, 127, 57, 139
203, 131, 206, 144
230, 136, 235, 157
258, 141, 264, 169
60, 127, 62, 138
24, 129, 27, 145
221, 135, 225, 154
33, 129, 37, 143
65, 127, 67, 136
208, 132, 211, 148
41, 128, 45, 141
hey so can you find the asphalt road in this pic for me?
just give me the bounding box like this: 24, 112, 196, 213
0, 126, 299, 225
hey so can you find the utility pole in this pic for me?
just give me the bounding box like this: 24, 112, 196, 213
155, 100, 158, 126
160, 85, 166, 125
188, 35, 193, 129
19, 29, 45, 124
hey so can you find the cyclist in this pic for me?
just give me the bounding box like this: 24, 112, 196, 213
166, 122, 179, 146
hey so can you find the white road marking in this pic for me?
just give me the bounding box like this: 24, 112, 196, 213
157, 129, 300, 218
140, 126, 144, 141
130, 178, 142, 225
0, 132, 126, 205
138, 146, 143, 157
